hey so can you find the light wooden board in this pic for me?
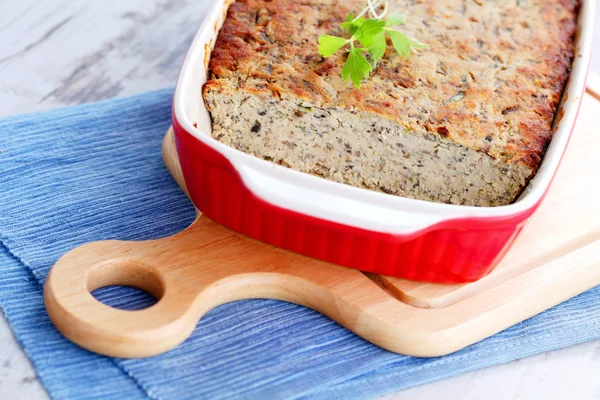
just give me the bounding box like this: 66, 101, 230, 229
43, 88, 600, 359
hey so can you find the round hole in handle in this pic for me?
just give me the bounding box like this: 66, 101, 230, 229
91, 286, 158, 311
86, 259, 165, 311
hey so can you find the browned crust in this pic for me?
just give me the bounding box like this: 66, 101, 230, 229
205, 0, 578, 171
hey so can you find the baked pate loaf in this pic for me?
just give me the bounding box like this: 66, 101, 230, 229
203, 0, 577, 206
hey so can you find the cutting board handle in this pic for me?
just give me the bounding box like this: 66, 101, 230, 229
43, 223, 214, 358
43, 214, 403, 358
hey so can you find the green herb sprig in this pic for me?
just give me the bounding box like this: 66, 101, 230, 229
318, 0, 427, 88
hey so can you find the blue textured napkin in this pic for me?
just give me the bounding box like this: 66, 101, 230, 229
1, 88, 600, 400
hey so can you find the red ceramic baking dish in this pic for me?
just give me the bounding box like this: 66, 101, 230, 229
172, 0, 595, 283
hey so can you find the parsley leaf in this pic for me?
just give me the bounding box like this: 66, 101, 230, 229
318, 35, 349, 58
340, 12, 355, 30
368, 31, 387, 63
387, 30, 428, 57
341, 47, 372, 88
341, 14, 367, 34
386, 30, 412, 57
318, 2, 427, 88
355, 19, 387, 48
386, 13, 406, 26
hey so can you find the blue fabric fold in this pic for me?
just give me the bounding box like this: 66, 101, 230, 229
1, 88, 599, 400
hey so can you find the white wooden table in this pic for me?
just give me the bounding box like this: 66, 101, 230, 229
0, 1, 599, 399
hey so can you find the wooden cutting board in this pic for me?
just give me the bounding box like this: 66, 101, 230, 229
44, 85, 600, 359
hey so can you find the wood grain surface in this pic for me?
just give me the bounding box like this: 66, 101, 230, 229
1, 1, 599, 399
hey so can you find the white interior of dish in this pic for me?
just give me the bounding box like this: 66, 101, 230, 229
173, 0, 595, 234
